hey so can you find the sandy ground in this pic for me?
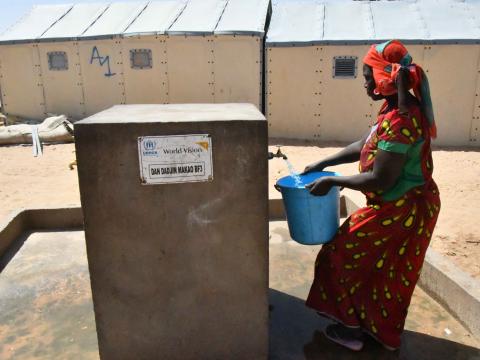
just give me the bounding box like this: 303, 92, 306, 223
0, 141, 479, 279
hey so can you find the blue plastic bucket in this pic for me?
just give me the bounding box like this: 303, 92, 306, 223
275, 171, 340, 245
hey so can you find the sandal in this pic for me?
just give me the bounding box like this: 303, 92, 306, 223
382, 343, 398, 352
324, 324, 364, 351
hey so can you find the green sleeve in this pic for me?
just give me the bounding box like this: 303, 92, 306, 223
377, 140, 411, 154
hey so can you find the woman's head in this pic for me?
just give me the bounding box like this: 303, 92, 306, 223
361, 39, 437, 138
362, 40, 412, 98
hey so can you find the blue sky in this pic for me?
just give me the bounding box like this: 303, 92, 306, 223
0, 1, 141, 34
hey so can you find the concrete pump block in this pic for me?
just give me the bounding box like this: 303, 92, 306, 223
75, 103, 268, 360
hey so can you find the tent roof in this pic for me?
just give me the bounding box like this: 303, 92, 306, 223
82, 2, 149, 38
0, 0, 270, 43
215, 0, 271, 35
0, 4, 73, 42
266, 0, 480, 46
40, 3, 110, 39
167, 0, 228, 34
122, 1, 187, 36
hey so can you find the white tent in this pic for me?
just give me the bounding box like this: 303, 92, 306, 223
0, 0, 270, 120
266, 0, 480, 147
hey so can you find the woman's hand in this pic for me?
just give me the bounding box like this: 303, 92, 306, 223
306, 176, 334, 196
302, 160, 325, 175
396, 67, 411, 116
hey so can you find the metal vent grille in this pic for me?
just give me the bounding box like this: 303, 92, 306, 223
333, 56, 357, 78
48, 52, 68, 71
130, 49, 153, 69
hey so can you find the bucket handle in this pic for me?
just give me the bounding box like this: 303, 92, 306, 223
274, 184, 282, 192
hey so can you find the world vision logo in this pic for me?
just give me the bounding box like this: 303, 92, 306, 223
196, 141, 209, 151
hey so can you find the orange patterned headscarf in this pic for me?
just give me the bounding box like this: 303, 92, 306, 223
363, 40, 437, 138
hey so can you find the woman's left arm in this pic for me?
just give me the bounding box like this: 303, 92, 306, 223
306, 149, 406, 196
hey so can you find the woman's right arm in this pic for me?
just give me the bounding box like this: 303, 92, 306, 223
302, 131, 370, 174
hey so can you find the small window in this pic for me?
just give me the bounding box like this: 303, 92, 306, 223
333, 56, 357, 78
48, 52, 68, 71
130, 49, 152, 69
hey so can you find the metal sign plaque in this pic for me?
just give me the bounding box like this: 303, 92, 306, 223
138, 135, 213, 185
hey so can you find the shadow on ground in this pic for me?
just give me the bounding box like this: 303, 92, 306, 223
269, 289, 480, 360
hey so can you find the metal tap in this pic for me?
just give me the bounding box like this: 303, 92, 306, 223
268, 146, 287, 160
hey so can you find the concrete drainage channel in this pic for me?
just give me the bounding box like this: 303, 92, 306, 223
0, 198, 479, 347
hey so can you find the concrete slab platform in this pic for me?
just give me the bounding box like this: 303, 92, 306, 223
269, 221, 480, 360
3, 204, 480, 341
1, 228, 479, 359
0, 231, 98, 359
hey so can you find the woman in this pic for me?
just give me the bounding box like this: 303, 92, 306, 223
303, 40, 440, 351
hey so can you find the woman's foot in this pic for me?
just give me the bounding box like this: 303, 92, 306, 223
382, 343, 398, 352
324, 324, 364, 351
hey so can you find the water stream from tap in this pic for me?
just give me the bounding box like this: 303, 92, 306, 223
284, 159, 303, 187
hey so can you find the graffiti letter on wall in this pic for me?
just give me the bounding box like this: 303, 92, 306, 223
90, 46, 116, 77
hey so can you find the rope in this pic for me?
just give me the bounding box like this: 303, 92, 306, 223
31, 125, 43, 157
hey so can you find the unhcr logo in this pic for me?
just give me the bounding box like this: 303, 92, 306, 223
142, 139, 158, 156
144, 140, 156, 151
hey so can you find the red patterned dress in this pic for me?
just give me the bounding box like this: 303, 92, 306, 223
306, 102, 441, 349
